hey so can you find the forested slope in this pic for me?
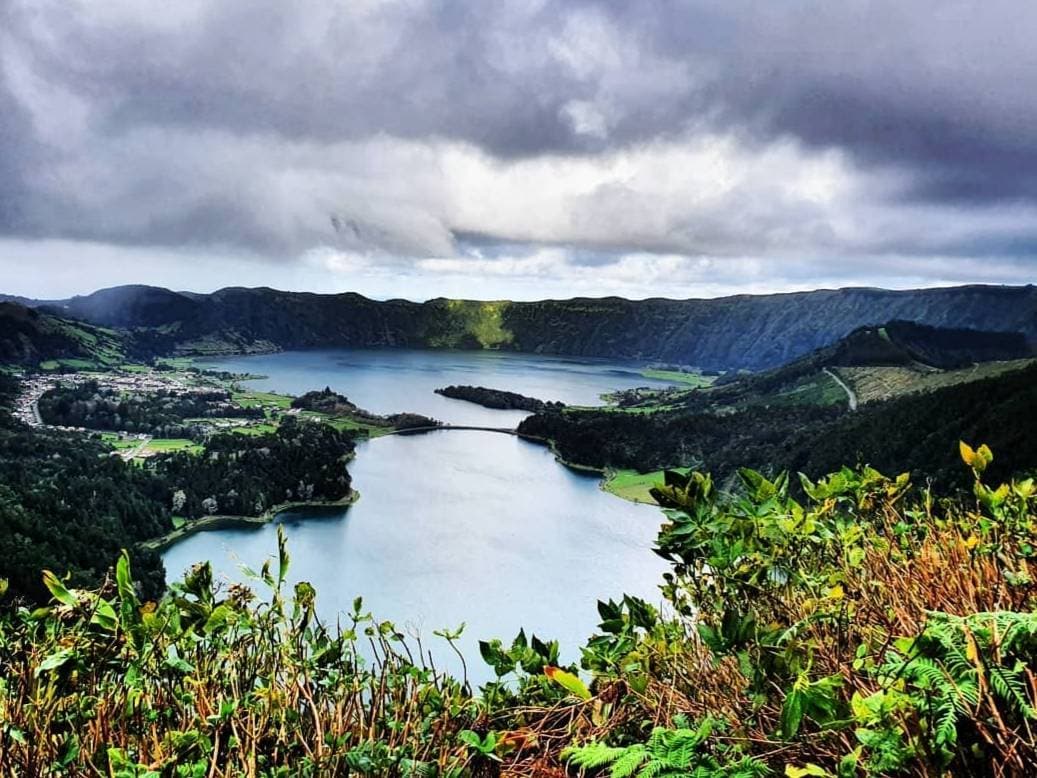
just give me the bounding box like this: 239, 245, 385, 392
0, 302, 126, 366
0, 375, 356, 603
25, 283, 1037, 371
520, 358, 1037, 490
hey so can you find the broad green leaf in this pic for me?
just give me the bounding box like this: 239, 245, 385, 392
90, 598, 119, 632
786, 765, 830, 778
42, 570, 77, 607
36, 648, 75, 675
164, 655, 195, 675
458, 730, 481, 748
544, 666, 591, 700
203, 604, 237, 634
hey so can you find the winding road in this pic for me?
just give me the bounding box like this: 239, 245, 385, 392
823, 368, 858, 411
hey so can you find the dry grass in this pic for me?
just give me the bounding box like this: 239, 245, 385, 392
500, 473, 1037, 777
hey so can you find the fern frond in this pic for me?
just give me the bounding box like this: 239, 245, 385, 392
933, 695, 959, 746
651, 728, 703, 768
563, 742, 634, 771
988, 664, 1034, 718
910, 657, 952, 690
952, 678, 981, 712
611, 747, 648, 778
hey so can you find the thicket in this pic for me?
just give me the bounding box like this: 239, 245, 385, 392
434, 385, 563, 413
3, 444, 1037, 775
0, 376, 168, 602
155, 416, 355, 519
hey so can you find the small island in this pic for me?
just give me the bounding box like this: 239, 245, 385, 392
434, 384, 565, 412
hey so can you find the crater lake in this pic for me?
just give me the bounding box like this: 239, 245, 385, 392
162, 349, 677, 680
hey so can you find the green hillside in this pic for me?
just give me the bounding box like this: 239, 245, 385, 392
22, 283, 1037, 371
0, 302, 126, 367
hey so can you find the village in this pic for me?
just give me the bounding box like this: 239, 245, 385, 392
9, 366, 291, 460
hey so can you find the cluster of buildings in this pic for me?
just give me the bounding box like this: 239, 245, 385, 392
11, 369, 197, 430
11, 373, 56, 427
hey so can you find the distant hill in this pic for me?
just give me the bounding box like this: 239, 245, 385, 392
11, 283, 1037, 371
40, 284, 204, 329
0, 302, 126, 366
538, 321, 1037, 479
680, 320, 1031, 412
825, 321, 1033, 369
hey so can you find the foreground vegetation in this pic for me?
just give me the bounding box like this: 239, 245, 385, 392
2, 444, 1035, 776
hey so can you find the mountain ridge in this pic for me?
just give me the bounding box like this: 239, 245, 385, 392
8, 283, 1037, 371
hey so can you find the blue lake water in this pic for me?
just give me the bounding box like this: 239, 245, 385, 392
164, 349, 673, 681
196, 348, 678, 425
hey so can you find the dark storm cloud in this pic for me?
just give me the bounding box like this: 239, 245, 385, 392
0, 5, 41, 237
1, 0, 1037, 284
0, 82, 32, 231
11, 1, 587, 156
632, 1, 1037, 205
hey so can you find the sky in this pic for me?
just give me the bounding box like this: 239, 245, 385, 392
1, 0, 1036, 301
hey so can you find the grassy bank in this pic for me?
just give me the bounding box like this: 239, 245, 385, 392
640, 368, 716, 388
602, 467, 691, 503
145, 437, 204, 454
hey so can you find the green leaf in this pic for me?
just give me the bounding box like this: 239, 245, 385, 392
6, 726, 26, 745
782, 689, 804, 737
544, 666, 591, 700
458, 730, 501, 760
164, 649, 195, 675
56, 733, 81, 767
277, 524, 290, 586
786, 765, 831, 778
116, 551, 137, 604
203, 604, 237, 634
42, 570, 77, 607
36, 648, 75, 675
90, 598, 119, 632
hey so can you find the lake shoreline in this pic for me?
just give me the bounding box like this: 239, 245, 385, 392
141, 491, 360, 552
